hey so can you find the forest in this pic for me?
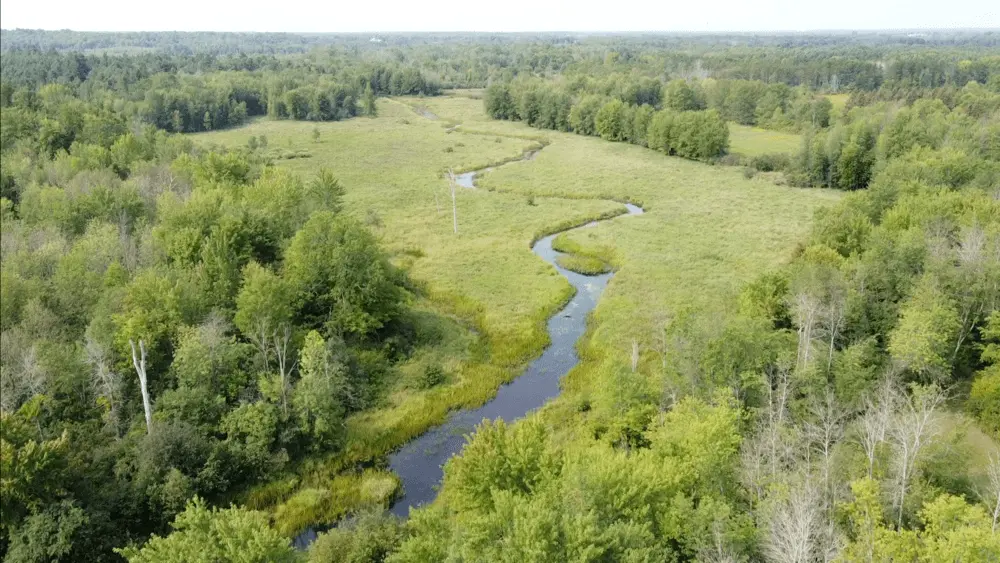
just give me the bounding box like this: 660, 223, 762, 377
1, 29, 999, 562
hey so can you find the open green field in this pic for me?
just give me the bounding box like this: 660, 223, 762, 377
193, 94, 840, 526
728, 123, 803, 157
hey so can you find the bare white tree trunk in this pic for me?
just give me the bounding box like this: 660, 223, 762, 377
768, 364, 792, 430
887, 384, 946, 528
630, 340, 639, 373
272, 325, 292, 416
129, 339, 153, 435
824, 300, 845, 373
447, 169, 458, 234
808, 391, 845, 504
986, 452, 1000, 533
86, 337, 122, 437
856, 378, 899, 479
700, 518, 740, 563
660, 326, 668, 372
250, 318, 272, 371
740, 364, 799, 514
793, 292, 821, 372
763, 480, 822, 563
740, 432, 769, 509
808, 392, 847, 562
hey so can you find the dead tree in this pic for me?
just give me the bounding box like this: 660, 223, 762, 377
129, 339, 153, 434
447, 169, 458, 234
856, 377, 899, 479
740, 432, 770, 509
86, 337, 122, 437
986, 452, 1000, 533
822, 290, 846, 372
792, 292, 821, 372
763, 480, 822, 563
887, 383, 945, 528
807, 391, 846, 504
653, 311, 672, 373
272, 325, 293, 416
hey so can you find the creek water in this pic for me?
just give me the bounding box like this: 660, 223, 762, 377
293, 148, 643, 549
387, 200, 643, 517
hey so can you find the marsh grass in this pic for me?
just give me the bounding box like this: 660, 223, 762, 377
556, 254, 612, 275
272, 471, 400, 537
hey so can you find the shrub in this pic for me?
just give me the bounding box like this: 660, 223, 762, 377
968, 367, 1000, 438
749, 152, 791, 172
419, 365, 446, 389
307, 510, 402, 563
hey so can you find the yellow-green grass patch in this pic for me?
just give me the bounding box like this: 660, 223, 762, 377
826, 93, 851, 115
556, 254, 612, 275
728, 123, 803, 157
271, 471, 400, 537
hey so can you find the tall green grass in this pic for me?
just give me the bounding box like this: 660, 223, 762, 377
272, 471, 400, 537
556, 254, 612, 275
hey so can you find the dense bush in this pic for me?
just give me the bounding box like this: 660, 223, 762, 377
486, 81, 729, 160
748, 152, 792, 172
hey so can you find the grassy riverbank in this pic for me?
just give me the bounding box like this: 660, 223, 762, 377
193, 94, 840, 531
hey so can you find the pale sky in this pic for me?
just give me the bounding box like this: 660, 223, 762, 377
1, 0, 997, 33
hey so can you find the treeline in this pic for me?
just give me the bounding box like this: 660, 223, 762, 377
0, 56, 439, 137
5, 30, 1000, 97
788, 86, 1000, 190
483, 74, 845, 159
1, 49, 441, 98
485, 79, 730, 160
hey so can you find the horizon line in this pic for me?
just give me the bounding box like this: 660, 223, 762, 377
3, 27, 999, 35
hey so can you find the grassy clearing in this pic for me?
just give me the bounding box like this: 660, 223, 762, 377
555, 254, 612, 275
826, 93, 851, 115
728, 123, 803, 157
196, 94, 840, 526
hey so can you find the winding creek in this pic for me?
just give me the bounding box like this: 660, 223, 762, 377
294, 130, 643, 549
389, 151, 644, 516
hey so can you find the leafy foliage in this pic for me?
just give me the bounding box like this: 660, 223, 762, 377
117, 497, 297, 563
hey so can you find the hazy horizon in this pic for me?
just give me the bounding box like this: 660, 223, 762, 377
2, 0, 997, 34
3, 27, 999, 34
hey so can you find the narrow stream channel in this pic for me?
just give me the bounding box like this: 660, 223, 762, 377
294, 142, 643, 549
387, 200, 643, 518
